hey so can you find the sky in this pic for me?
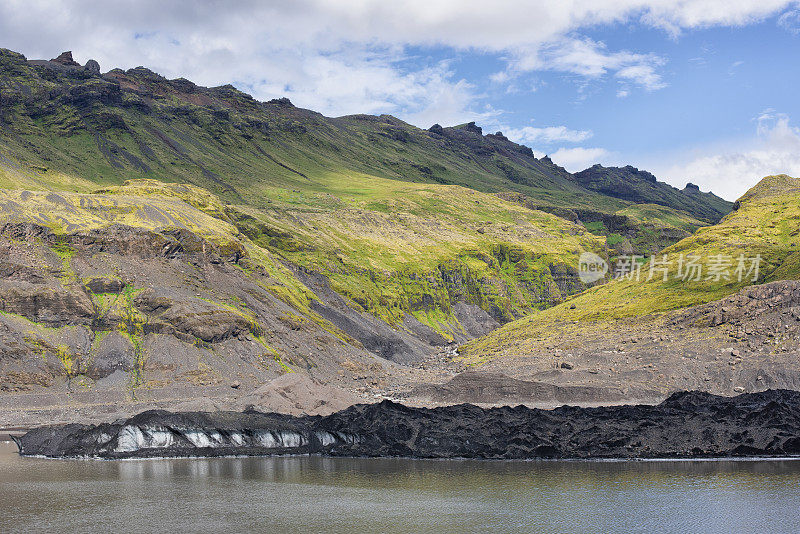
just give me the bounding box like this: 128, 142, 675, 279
1, 1, 799, 200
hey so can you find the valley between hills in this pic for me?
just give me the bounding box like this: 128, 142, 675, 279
1, 48, 798, 428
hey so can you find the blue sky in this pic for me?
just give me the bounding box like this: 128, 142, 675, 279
442, 17, 800, 198
2, 0, 800, 199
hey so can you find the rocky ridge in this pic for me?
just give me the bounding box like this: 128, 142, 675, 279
573, 164, 732, 223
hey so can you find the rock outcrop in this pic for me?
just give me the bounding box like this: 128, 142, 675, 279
51, 51, 80, 67
84, 59, 100, 73
0, 281, 95, 326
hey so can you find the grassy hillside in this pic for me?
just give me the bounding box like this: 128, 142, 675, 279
232, 173, 604, 329
103, 177, 604, 339
499, 193, 708, 258
0, 48, 728, 223
0, 49, 601, 208
616, 203, 708, 233
463, 175, 800, 361
0, 47, 736, 341
0, 169, 605, 343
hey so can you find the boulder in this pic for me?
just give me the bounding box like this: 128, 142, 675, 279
84, 59, 100, 73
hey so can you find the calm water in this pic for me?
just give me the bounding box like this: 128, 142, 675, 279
2, 441, 800, 533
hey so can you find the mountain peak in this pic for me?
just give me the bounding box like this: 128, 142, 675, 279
0, 44, 730, 227
454, 121, 482, 135
268, 97, 293, 107
51, 51, 79, 67
573, 164, 732, 223
737, 174, 800, 205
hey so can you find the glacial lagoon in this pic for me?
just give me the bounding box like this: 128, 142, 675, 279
2, 441, 800, 533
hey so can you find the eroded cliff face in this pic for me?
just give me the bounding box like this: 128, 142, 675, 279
0, 219, 370, 394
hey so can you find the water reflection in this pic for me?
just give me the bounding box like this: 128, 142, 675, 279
2, 442, 800, 533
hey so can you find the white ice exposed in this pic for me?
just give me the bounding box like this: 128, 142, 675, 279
115, 426, 175, 452
254, 430, 307, 449
184, 430, 223, 448
315, 431, 336, 446
112, 424, 325, 453
228, 431, 245, 446
115, 425, 146, 453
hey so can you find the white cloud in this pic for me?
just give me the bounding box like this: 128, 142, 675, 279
615, 63, 666, 90
505, 38, 666, 92
489, 70, 511, 84
549, 147, 614, 171
778, 9, 800, 32
728, 60, 745, 76
241, 55, 487, 126
654, 111, 800, 200
0, 0, 795, 127
643, 0, 798, 34
504, 125, 593, 144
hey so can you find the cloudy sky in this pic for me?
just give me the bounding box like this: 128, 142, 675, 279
2, 0, 800, 199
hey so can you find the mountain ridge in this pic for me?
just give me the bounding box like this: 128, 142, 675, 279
572, 164, 732, 223
0, 48, 728, 222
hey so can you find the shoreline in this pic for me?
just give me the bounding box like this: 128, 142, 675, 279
6, 440, 800, 464
1, 429, 27, 442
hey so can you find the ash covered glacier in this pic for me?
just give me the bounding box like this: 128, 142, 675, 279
13, 390, 800, 460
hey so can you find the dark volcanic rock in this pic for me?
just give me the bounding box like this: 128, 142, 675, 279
428, 123, 444, 135
463, 121, 482, 135
133, 288, 256, 342
14, 390, 800, 459
84, 59, 100, 73
0, 281, 94, 326
84, 275, 125, 294
268, 97, 293, 107
51, 51, 80, 67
